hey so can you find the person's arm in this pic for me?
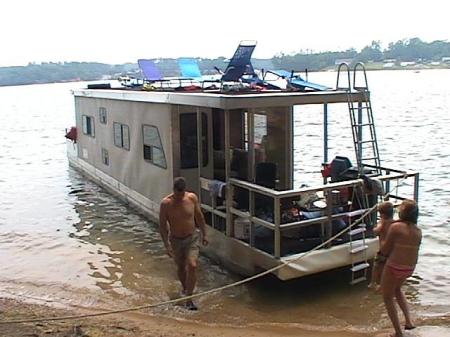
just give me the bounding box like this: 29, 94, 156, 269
373, 221, 383, 235
159, 200, 173, 257
192, 193, 208, 246
380, 222, 400, 257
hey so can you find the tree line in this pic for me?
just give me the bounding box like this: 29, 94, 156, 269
1, 38, 449, 86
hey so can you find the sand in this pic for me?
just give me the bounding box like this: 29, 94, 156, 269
1, 297, 449, 337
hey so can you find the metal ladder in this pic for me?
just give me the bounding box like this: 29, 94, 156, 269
347, 186, 371, 285
348, 221, 370, 284
336, 62, 381, 175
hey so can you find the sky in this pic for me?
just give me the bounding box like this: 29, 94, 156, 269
1, 0, 449, 67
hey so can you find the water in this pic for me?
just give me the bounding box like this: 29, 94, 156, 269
0, 70, 449, 332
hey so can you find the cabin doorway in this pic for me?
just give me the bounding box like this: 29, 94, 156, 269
177, 108, 212, 194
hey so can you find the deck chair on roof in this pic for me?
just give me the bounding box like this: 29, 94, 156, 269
220, 41, 257, 82
215, 41, 279, 90
137, 59, 171, 89
178, 58, 223, 89
265, 69, 330, 91
178, 58, 202, 79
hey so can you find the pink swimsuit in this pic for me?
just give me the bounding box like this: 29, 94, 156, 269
386, 261, 415, 279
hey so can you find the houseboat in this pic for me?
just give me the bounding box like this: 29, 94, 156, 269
66, 58, 419, 284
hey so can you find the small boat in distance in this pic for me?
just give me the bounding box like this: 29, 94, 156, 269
66, 44, 419, 284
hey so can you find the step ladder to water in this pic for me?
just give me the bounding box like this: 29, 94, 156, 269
346, 183, 371, 285
336, 63, 381, 175
348, 222, 370, 285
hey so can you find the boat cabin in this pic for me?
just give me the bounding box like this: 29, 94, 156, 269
68, 69, 419, 281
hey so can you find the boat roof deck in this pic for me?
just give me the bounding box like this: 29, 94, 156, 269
72, 88, 369, 109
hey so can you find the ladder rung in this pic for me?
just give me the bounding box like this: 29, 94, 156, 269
351, 262, 370, 272
350, 276, 367, 285
356, 140, 375, 144
349, 106, 369, 110
349, 227, 366, 236
350, 244, 369, 254
352, 123, 373, 127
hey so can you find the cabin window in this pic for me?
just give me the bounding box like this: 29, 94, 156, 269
82, 115, 95, 137
101, 148, 109, 166
142, 124, 167, 169
180, 113, 208, 169
113, 122, 130, 150
99, 107, 107, 124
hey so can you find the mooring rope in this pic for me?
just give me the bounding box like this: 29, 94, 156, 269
0, 174, 409, 325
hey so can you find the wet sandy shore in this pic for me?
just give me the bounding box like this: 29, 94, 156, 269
1, 298, 449, 337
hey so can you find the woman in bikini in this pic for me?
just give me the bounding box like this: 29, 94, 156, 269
379, 199, 422, 337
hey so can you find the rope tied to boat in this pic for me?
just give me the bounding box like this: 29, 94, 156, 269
0, 174, 410, 325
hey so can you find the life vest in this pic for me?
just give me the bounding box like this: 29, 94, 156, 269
65, 126, 77, 143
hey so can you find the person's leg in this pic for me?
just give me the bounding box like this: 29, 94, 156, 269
184, 234, 200, 310
395, 286, 415, 329
381, 266, 403, 337
185, 256, 198, 296
176, 260, 187, 293
171, 239, 187, 293
369, 262, 380, 288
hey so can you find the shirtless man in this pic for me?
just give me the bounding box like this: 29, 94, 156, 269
159, 177, 208, 310
380, 199, 422, 337
368, 201, 394, 289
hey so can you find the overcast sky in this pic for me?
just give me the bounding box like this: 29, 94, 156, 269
1, 0, 448, 67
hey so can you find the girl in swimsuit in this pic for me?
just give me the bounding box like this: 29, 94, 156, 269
369, 201, 394, 289
379, 199, 422, 337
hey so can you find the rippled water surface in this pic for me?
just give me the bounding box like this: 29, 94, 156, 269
0, 71, 449, 331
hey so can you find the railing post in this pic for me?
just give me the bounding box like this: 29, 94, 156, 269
323, 103, 328, 164
249, 190, 255, 247
274, 196, 281, 258
414, 173, 420, 202
325, 190, 333, 248
385, 170, 391, 201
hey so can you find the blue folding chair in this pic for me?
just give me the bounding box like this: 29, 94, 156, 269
178, 58, 202, 79
266, 69, 330, 91
138, 59, 171, 89
221, 41, 257, 82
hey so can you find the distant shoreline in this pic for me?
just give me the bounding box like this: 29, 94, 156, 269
0, 66, 448, 88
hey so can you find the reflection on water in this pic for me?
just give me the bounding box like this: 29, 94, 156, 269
1, 71, 450, 329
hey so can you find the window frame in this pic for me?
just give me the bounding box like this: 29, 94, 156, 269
99, 107, 107, 124
113, 122, 130, 151
82, 115, 95, 137
142, 124, 167, 169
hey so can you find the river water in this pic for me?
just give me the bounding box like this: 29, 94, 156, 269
0, 70, 449, 333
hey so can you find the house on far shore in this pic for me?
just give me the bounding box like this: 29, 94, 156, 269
334, 58, 354, 65
442, 57, 450, 64
400, 61, 416, 67
383, 62, 395, 68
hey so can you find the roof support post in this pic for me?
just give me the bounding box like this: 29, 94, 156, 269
196, 107, 202, 199
224, 109, 233, 237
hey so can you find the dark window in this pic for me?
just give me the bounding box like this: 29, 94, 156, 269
101, 148, 109, 165
99, 107, 107, 124
142, 125, 167, 168
82, 115, 95, 137
113, 122, 130, 150
180, 113, 208, 169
